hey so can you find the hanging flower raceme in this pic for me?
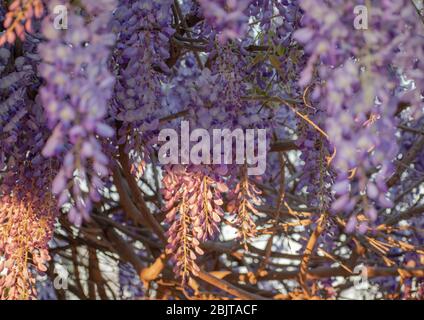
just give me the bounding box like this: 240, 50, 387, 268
228, 166, 262, 247
294, 0, 424, 232
38, 0, 116, 226
162, 165, 226, 283
111, 0, 174, 155
0, 0, 44, 45
0, 188, 55, 300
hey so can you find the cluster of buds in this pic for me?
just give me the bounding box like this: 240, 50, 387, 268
162, 165, 226, 284
0, 0, 44, 45
228, 166, 262, 248
0, 190, 55, 299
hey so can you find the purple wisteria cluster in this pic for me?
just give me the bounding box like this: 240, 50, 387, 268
111, 0, 174, 155
0, 0, 423, 300
198, 0, 250, 43
295, 0, 424, 232
39, 0, 117, 226
0, 11, 58, 299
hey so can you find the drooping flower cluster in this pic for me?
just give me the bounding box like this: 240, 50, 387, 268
0, 0, 44, 45
111, 0, 174, 155
0, 21, 58, 298
0, 45, 39, 169
296, 109, 334, 211
0, 189, 55, 299
163, 165, 226, 283
295, 0, 424, 231
228, 166, 262, 247
38, 0, 117, 226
